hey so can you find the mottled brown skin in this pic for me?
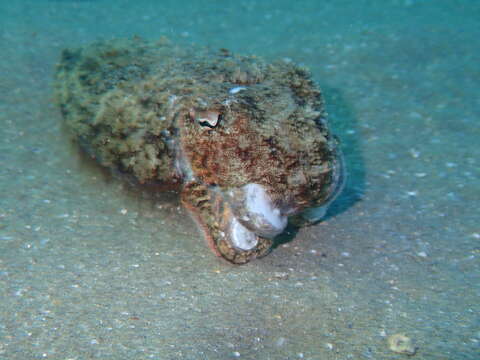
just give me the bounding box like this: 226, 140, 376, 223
179, 105, 335, 211
54, 37, 344, 264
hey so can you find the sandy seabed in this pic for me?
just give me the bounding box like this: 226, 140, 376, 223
0, 1, 478, 359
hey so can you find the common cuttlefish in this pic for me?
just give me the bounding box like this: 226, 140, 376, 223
54, 37, 345, 264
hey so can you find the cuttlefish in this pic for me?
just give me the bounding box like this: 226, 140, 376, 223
54, 37, 345, 264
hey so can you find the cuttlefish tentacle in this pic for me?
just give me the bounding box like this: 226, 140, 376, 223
181, 181, 272, 264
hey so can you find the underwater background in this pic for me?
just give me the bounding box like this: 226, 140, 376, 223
0, 0, 478, 359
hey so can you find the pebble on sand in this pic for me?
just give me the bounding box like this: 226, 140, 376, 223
387, 333, 417, 356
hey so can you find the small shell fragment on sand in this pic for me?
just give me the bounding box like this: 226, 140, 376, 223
387, 333, 417, 356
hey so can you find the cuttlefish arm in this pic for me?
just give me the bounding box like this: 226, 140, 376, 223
181, 181, 273, 264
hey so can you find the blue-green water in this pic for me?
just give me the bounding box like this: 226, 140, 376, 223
0, 1, 478, 359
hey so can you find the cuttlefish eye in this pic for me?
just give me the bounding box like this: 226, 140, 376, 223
190, 110, 222, 128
